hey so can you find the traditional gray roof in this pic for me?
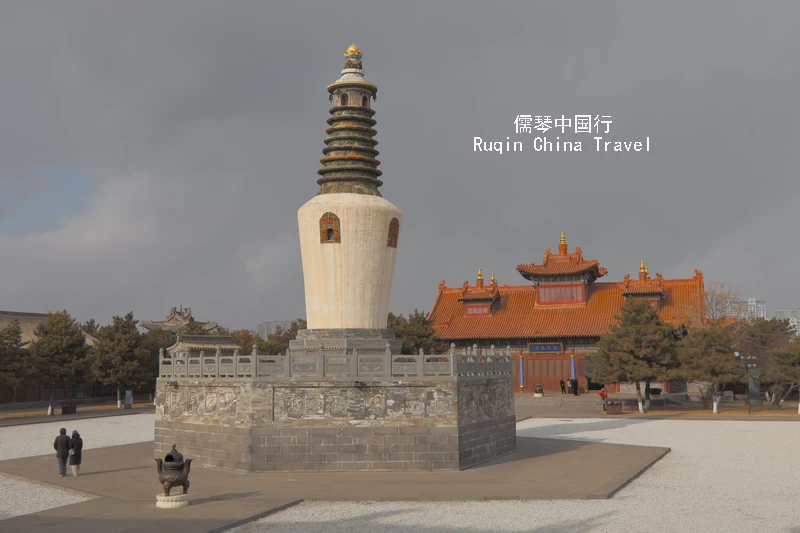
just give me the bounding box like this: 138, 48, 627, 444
167, 335, 241, 352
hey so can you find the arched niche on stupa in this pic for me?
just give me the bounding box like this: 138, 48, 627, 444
319, 212, 341, 244
387, 218, 399, 248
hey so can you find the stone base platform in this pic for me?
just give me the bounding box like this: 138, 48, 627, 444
156, 493, 188, 508
155, 415, 517, 473
289, 328, 402, 357
154, 376, 516, 472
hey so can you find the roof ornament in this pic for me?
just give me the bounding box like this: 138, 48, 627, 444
640, 260, 646, 272
477, 268, 483, 279
343, 43, 363, 70
490, 273, 495, 282
558, 232, 568, 256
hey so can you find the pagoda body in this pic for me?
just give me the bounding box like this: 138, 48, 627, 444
292, 44, 402, 355
154, 46, 515, 473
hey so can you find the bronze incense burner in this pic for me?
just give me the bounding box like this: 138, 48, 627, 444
154, 444, 193, 496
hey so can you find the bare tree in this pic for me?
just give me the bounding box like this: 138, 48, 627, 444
704, 282, 741, 320
674, 280, 739, 330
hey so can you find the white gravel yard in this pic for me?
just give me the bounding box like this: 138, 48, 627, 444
228, 418, 800, 533
0, 474, 91, 520
0, 413, 155, 521
0, 413, 155, 461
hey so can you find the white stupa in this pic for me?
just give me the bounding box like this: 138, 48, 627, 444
293, 45, 403, 354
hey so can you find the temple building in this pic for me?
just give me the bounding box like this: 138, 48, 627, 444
430, 233, 705, 394
0, 310, 98, 347
140, 305, 218, 333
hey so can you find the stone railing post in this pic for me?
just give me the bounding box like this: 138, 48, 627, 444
216, 347, 222, 377
490, 344, 496, 357
158, 348, 167, 378
419, 347, 424, 376
385, 341, 392, 377
353, 348, 359, 377
450, 343, 456, 376
285, 350, 291, 377
234, 348, 240, 376
319, 344, 325, 378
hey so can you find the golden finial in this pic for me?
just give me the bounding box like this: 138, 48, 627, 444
345, 44, 362, 57
644, 266, 649, 274
477, 268, 483, 279
560, 232, 566, 244
490, 273, 495, 282
640, 260, 646, 272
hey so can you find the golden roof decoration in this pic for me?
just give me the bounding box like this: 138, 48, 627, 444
345, 44, 362, 57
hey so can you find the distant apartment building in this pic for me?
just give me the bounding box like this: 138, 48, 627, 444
767, 309, 800, 320
725, 298, 767, 320
767, 309, 800, 335
257, 320, 293, 340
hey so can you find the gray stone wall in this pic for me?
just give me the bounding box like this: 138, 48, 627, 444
155, 375, 515, 472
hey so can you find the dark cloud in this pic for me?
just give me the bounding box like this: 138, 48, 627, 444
0, 1, 797, 327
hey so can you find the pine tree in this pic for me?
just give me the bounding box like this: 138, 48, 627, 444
677, 318, 743, 412
230, 329, 268, 354
761, 339, 800, 410
0, 320, 31, 403
591, 299, 679, 413
31, 311, 92, 414
81, 319, 99, 336
264, 319, 307, 354
93, 312, 150, 408
388, 310, 448, 355
140, 328, 177, 388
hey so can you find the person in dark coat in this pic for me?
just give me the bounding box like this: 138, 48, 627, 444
570, 377, 578, 396
559, 378, 566, 394
53, 428, 71, 478
69, 430, 83, 477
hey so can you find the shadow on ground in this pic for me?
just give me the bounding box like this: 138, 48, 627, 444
231, 506, 619, 533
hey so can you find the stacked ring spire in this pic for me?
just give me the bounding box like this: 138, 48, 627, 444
317, 45, 383, 196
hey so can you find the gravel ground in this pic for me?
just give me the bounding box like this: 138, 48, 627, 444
0, 413, 155, 461
0, 413, 155, 521
229, 418, 800, 533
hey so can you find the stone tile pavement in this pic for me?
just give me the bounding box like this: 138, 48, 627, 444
0, 435, 669, 533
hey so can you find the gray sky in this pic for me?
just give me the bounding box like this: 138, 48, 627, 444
0, 1, 798, 330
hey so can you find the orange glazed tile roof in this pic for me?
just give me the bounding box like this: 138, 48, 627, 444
622, 274, 665, 295
431, 271, 705, 340
457, 279, 500, 302
516, 246, 608, 278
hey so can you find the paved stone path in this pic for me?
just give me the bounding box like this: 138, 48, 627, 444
0, 435, 668, 532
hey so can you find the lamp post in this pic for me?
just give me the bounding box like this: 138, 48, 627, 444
735, 352, 757, 407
